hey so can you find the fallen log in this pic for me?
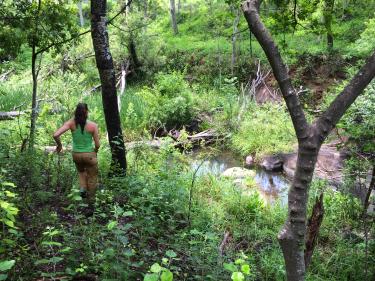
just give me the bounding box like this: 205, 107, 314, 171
0, 111, 24, 120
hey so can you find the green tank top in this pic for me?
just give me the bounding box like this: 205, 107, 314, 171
72, 124, 94, 153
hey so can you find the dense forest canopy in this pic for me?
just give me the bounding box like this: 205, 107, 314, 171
0, 0, 374, 280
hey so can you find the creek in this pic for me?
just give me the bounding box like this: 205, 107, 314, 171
188, 150, 290, 205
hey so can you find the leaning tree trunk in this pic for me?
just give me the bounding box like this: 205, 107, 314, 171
169, 0, 178, 35
91, 0, 127, 174
242, 0, 375, 280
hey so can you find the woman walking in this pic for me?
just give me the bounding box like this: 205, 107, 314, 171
53, 103, 100, 216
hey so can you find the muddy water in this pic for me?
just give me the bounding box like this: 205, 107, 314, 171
189, 150, 289, 205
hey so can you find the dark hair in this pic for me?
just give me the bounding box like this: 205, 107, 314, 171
74, 103, 88, 134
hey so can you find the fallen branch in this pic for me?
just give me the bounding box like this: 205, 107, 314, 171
0, 111, 25, 120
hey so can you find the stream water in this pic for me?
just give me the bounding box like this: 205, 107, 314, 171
189, 150, 289, 205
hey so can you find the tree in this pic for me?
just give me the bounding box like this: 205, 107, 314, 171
323, 0, 335, 51
242, 0, 375, 280
90, 0, 127, 174
169, 0, 179, 35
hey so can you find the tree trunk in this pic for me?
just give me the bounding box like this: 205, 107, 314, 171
242, 0, 375, 280
323, 0, 335, 51
78, 1, 85, 27
231, 8, 241, 76
128, 34, 141, 69
29, 45, 37, 149
90, 0, 127, 174
170, 0, 178, 35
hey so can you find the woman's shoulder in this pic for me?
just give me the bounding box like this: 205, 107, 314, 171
86, 120, 98, 130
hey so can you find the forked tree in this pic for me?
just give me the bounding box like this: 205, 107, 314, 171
242, 0, 375, 280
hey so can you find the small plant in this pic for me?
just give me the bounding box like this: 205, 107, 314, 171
224, 253, 254, 281
144, 250, 178, 281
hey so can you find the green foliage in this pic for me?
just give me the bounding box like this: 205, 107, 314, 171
351, 13, 375, 57
232, 103, 295, 158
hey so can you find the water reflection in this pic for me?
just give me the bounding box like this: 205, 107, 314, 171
189, 150, 289, 205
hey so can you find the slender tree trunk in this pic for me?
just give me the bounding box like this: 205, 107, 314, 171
170, 0, 178, 35
242, 1, 375, 280
231, 8, 241, 76
363, 166, 375, 215
29, 0, 42, 149
177, 0, 181, 15
29, 46, 37, 149
323, 0, 335, 51
90, 0, 127, 174
78, 1, 85, 27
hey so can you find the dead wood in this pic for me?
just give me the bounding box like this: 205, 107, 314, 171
304, 193, 324, 269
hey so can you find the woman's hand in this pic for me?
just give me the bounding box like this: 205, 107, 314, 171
55, 144, 62, 153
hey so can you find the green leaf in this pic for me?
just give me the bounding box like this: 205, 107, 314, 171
165, 250, 177, 258
150, 263, 163, 273
107, 221, 117, 230
0, 260, 15, 272
49, 256, 63, 264
42, 241, 62, 247
2, 182, 15, 188
241, 264, 250, 275
2, 219, 14, 228
0, 274, 8, 281
231, 272, 245, 281
235, 259, 245, 265
144, 273, 159, 281
161, 270, 173, 281
224, 263, 237, 272
123, 211, 133, 217
5, 191, 16, 198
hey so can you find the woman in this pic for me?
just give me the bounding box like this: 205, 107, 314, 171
53, 103, 100, 215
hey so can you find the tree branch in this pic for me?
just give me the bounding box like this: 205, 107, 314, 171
106, 0, 133, 25
35, 0, 133, 56
314, 51, 375, 139
242, 0, 309, 141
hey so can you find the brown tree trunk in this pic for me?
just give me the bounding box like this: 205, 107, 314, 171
91, 0, 127, 174
242, 0, 375, 280
170, 0, 178, 35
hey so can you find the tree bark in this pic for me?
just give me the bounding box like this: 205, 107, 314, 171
29, 0, 42, 149
304, 193, 324, 269
170, 0, 178, 35
78, 1, 85, 27
323, 0, 335, 51
91, 0, 127, 174
231, 8, 241, 76
242, 0, 375, 280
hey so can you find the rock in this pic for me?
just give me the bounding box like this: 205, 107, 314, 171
260, 155, 283, 172
221, 167, 256, 179
244, 155, 255, 168
282, 144, 346, 186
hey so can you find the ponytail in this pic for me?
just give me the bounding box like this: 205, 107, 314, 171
74, 103, 88, 134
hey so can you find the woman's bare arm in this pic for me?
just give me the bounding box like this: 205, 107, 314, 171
53, 120, 72, 152
93, 124, 100, 153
